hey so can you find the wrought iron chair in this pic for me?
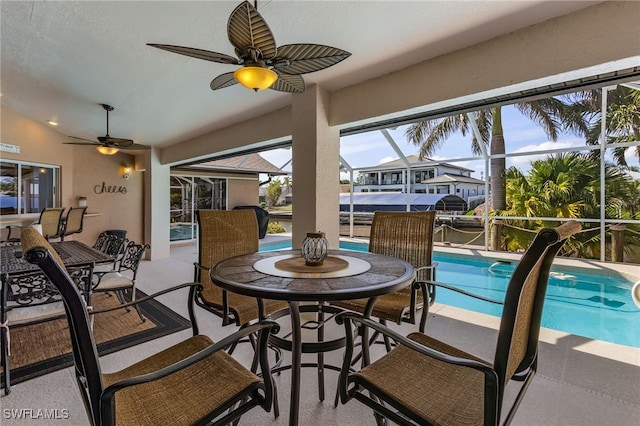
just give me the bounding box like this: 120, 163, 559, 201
92, 240, 148, 321
92, 234, 128, 282
19, 227, 278, 425
337, 221, 582, 426
333, 211, 438, 335
92, 232, 111, 252
2, 226, 22, 245
37, 207, 66, 240
194, 209, 287, 327
60, 207, 87, 240
1, 264, 93, 395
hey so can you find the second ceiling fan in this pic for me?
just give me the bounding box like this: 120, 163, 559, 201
64, 104, 149, 155
148, 0, 351, 93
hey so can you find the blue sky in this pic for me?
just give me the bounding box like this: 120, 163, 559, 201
260, 104, 638, 180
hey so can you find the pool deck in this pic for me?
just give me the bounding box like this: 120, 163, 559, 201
1, 240, 638, 425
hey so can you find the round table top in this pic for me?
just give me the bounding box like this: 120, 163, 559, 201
211, 249, 415, 302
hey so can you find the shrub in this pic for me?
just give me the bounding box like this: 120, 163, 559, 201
267, 222, 286, 234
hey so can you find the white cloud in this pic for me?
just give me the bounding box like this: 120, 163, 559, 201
624, 146, 640, 168
508, 138, 583, 171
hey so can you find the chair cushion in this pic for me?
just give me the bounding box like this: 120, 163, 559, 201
201, 281, 287, 325
94, 272, 132, 290
352, 332, 491, 426
332, 287, 421, 324
93, 263, 116, 273
7, 302, 65, 326
102, 334, 261, 425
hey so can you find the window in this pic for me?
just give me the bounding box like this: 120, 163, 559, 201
0, 161, 59, 215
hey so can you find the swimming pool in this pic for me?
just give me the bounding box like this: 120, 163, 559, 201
262, 240, 639, 347
170, 224, 195, 241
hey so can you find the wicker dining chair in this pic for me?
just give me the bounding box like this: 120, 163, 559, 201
60, 206, 87, 240
194, 209, 287, 327
337, 221, 582, 426
19, 227, 278, 426
333, 211, 437, 334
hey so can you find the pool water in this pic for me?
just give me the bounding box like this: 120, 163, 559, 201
263, 240, 639, 347
434, 256, 638, 348
170, 224, 195, 241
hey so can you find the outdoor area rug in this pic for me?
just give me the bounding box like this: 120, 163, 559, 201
1, 290, 191, 387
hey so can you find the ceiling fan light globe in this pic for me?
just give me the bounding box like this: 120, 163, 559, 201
234, 66, 277, 92
96, 146, 119, 155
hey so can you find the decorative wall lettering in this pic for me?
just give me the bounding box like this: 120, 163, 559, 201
94, 182, 127, 194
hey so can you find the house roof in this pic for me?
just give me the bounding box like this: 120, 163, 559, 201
359, 155, 474, 173
421, 173, 485, 185
182, 153, 287, 175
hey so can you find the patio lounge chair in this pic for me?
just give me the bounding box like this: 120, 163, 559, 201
337, 221, 581, 426
19, 227, 278, 426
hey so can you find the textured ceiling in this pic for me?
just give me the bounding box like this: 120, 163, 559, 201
0, 1, 602, 150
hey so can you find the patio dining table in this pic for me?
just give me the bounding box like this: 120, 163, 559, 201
211, 249, 415, 426
1, 240, 113, 276
2, 240, 114, 300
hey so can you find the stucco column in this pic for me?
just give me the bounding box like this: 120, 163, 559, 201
143, 147, 171, 260
291, 84, 340, 249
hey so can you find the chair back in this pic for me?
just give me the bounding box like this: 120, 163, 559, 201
369, 211, 436, 282
118, 241, 148, 275
20, 228, 102, 424
493, 221, 581, 402
196, 209, 259, 272
38, 208, 65, 239
104, 235, 127, 258
195, 210, 259, 323
63, 207, 87, 236
93, 232, 110, 252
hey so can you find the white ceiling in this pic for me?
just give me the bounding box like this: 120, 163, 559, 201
0, 1, 602, 151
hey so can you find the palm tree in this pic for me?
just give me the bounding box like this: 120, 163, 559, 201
565, 85, 640, 166
406, 98, 581, 211
503, 152, 638, 257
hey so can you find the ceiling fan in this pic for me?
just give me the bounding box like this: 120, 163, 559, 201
64, 104, 150, 155
148, 0, 351, 93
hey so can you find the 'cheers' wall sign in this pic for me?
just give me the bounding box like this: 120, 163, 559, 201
94, 182, 127, 194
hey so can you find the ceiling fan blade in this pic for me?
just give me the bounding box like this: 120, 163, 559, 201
63, 141, 100, 146
272, 44, 351, 75
147, 44, 238, 64
227, 1, 276, 60
121, 143, 150, 150
99, 136, 134, 148
210, 72, 239, 90
66, 135, 98, 143
270, 73, 305, 93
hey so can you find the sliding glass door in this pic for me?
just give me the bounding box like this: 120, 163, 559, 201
169, 175, 227, 241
